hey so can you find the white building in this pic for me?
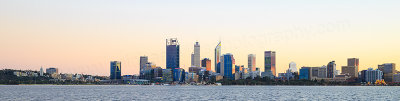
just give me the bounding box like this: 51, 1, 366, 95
289, 62, 297, 73
191, 42, 201, 67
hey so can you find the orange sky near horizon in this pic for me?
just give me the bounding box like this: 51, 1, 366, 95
0, 0, 399, 76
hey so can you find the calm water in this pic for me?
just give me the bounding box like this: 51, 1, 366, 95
0, 85, 399, 101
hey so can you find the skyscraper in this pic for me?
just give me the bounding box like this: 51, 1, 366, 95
327, 61, 336, 78
289, 62, 297, 73
140, 56, 148, 72
347, 58, 359, 67
248, 54, 256, 72
110, 61, 121, 80
192, 42, 200, 67
40, 67, 44, 76
201, 58, 211, 71
341, 58, 359, 78
214, 41, 221, 73
264, 51, 276, 76
166, 38, 180, 69
221, 53, 235, 79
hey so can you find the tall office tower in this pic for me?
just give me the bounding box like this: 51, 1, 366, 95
46, 67, 59, 74
248, 54, 256, 72
378, 63, 396, 82
110, 61, 122, 80
166, 38, 180, 69
341, 58, 359, 78
221, 53, 235, 79
214, 41, 221, 73
193, 42, 200, 67
327, 61, 336, 78
347, 58, 359, 67
264, 51, 276, 76
289, 62, 297, 73
201, 58, 212, 71
40, 67, 44, 76
140, 56, 148, 72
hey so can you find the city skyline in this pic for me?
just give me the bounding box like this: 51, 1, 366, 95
1, 0, 400, 76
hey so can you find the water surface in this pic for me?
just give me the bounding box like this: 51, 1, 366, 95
0, 85, 399, 100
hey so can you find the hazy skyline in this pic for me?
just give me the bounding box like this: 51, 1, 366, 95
1, 0, 400, 76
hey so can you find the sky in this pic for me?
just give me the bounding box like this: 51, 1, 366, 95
0, 0, 399, 76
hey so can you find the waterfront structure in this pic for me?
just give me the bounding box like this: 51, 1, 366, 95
46, 67, 58, 74
166, 38, 180, 69
40, 67, 44, 76
394, 74, 400, 83
162, 69, 173, 82
110, 61, 122, 80
299, 67, 310, 80
341, 58, 359, 78
201, 58, 211, 71
173, 68, 185, 82
318, 66, 327, 78
327, 61, 336, 78
378, 63, 396, 82
248, 54, 256, 72
360, 68, 383, 83
264, 51, 276, 76
289, 62, 297, 73
215, 41, 221, 73
191, 42, 200, 67
221, 53, 235, 79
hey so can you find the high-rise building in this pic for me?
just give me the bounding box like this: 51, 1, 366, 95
248, 54, 256, 72
215, 41, 221, 73
264, 51, 276, 76
166, 38, 180, 69
46, 67, 58, 74
289, 62, 297, 73
347, 58, 359, 67
378, 63, 396, 82
221, 53, 235, 79
110, 61, 122, 80
140, 56, 148, 73
192, 42, 200, 67
201, 58, 211, 71
40, 67, 44, 76
360, 68, 383, 83
341, 66, 358, 78
342, 58, 359, 78
327, 61, 336, 78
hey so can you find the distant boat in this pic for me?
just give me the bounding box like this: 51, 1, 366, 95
215, 83, 222, 86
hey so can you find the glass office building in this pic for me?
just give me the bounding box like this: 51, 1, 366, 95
110, 61, 122, 80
